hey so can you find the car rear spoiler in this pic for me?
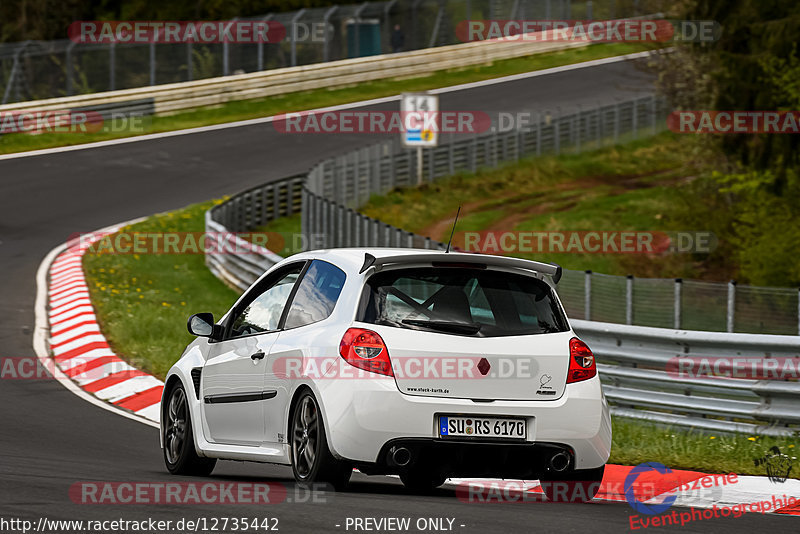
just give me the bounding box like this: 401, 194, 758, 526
359, 252, 562, 283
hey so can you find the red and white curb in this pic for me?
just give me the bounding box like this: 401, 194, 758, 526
33, 229, 800, 515
35, 225, 163, 428
450, 465, 800, 515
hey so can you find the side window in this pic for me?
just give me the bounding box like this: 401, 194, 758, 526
228, 265, 303, 339
283, 260, 346, 329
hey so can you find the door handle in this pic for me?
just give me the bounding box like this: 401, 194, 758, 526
251, 351, 265, 361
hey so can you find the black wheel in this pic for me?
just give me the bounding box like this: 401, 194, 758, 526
400, 467, 446, 493
290, 392, 351, 490
163, 383, 216, 476
540, 465, 605, 503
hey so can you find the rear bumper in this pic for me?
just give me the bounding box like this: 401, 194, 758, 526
316, 373, 611, 474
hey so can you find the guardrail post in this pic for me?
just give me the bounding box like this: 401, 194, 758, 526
613, 101, 620, 143
301, 190, 308, 251
587, 1, 593, 20
626, 275, 634, 325
186, 42, 193, 81
223, 18, 236, 76
149, 41, 156, 86
66, 41, 77, 96
650, 95, 657, 135
336, 206, 344, 247
372, 219, 380, 246
545, 0, 551, 19
109, 42, 116, 91
425, 237, 431, 249
428, 145, 435, 181
353, 150, 360, 207
536, 114, 542, 156
257, 14, 274, 70
727, 280, 736, 333
585, 270, 592, 321
674, 278, 682, 329
554, 113, 560, 154
291, 9, 307, 67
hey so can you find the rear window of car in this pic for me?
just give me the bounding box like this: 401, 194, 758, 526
358, 267, 568, 337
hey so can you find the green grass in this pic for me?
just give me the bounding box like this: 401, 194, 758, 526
82, 200, 239, 379
359, 131, 708, 278
81, 193, 800, 476
610, 418, 799, 477
0, 42, 648, 155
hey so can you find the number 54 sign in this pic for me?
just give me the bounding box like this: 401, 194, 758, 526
401, 93, 439, 148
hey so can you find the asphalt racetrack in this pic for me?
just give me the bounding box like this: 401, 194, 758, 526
1, 56, 793, 533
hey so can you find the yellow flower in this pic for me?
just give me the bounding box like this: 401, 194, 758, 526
162, 302, 171, 307
710, 436, 716, 440
790, 445, 795, 448
747, 437, 757, 441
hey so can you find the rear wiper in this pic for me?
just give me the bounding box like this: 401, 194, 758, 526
402, 319, 482, 335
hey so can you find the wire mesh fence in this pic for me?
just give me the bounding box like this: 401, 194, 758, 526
207, 92, 800, 335
1, 0, 666, 104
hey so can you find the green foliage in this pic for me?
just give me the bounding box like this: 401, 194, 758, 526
655, 0, 800, 286
83, 200, 238, 378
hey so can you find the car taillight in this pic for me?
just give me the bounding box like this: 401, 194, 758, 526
339, 328, 393, 377
567, 337, 596, 383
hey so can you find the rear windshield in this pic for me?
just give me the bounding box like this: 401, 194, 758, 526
359, 267, 568, 337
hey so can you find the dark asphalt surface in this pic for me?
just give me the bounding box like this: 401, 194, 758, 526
1, 57, 793, 533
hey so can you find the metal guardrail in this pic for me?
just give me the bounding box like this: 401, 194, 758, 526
205, 175, 304, 292
204, 92, 800, 434
574, 319, 800, 436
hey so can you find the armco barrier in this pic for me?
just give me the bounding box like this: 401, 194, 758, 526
201, 90, 800, 434
574, 319, 800, 436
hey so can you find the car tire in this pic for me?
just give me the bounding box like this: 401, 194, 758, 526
290, 391, 351, 491
540, 465, 605, 503
163, 382, 216, 476
400, 468, 446, 493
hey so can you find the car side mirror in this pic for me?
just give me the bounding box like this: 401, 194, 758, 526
188, 313, 220, 340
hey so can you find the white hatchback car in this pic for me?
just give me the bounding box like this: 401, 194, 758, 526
161, 249, 611, 498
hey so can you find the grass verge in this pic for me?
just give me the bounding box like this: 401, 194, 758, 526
82, 200, 238, 379
359, 131, 713, 279
1, 42, 649, 155
612, 418, 798, 478
81, 197, 798, 477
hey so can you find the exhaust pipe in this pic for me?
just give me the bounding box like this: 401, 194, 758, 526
548, 451, 570, 472
389, 446, 411, 467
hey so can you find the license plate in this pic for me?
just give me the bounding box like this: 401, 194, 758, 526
438, 416, 526, 439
